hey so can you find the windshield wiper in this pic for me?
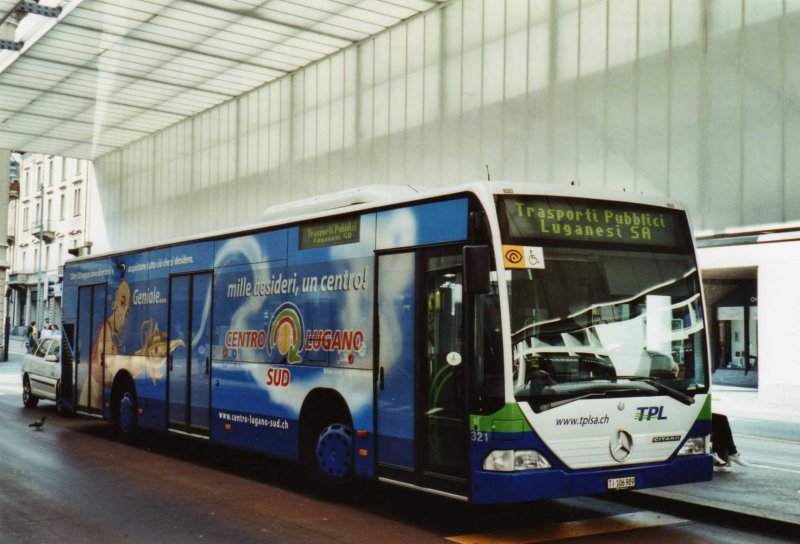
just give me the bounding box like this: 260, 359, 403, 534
536, 392, 608, 413
535, 389, 639, 413
615, 376, 695, 406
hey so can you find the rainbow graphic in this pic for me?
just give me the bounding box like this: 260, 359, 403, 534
267, 302, 304, 364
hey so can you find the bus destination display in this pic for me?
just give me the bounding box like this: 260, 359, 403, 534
299, 217, 360, 249
501, 197, 685, 247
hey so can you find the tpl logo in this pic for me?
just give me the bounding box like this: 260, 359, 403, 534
635, 406, 667, 421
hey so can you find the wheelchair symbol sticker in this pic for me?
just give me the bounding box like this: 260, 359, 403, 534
503, 245, 545, 269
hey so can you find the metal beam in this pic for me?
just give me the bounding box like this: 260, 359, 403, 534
0, 39, 23, 51
16, 2, 62, 18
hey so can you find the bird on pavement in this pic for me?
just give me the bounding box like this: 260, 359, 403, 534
29, 416, 46, 430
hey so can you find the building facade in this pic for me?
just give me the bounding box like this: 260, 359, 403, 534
6, 153, 101, 335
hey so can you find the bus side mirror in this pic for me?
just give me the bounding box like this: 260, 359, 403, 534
464, 245, 490, 294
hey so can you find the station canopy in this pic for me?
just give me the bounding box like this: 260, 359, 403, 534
0, 0, 443, 160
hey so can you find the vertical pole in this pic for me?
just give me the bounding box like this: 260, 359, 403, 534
36, 175, 44, 327
0, 148, 10, 360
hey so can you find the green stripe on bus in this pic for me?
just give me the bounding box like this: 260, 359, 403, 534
699, 394, 712, 420
470, 403, 531, 434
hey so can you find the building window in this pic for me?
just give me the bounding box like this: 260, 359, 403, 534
37, 164, 42, 187
60, 194, 66, 220
45, 246, 50, 270
705, 279, 759, 388
73, 187, 82, 216
47, 199, 52, 224
34, 249, 38, 270
22, 251, 26, 270
22, 207, 29, 231
58, 242, 63, 264
76, 159, 82, 177
48, 158, 54, 186
24, 169, 30, 195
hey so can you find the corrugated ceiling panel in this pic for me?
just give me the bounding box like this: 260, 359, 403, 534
0, 0, 441, 158
0, 130, 40, 148
0, 86, 41, 110
20, 94, 93, 119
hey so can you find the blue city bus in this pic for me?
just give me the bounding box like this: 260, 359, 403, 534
58, 182, 712, 504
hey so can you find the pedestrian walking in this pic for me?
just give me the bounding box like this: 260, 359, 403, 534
23, 323, 35, 352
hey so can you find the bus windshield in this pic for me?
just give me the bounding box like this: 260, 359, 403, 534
497, 196, 709, 411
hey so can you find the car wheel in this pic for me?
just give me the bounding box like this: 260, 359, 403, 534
22, 375, 39, 408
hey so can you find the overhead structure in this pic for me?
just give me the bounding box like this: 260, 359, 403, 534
0, 0, 445, 160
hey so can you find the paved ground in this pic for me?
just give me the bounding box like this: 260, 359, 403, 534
2, 336, 27, 358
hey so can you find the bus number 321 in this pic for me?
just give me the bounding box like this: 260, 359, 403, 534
471, 430, 490, 442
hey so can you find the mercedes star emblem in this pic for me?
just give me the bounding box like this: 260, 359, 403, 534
610, 429, 634, 462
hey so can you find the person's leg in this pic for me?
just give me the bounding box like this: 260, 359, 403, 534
711, 413, 733, 463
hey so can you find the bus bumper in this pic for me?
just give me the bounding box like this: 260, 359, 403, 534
469, 454, 713, 505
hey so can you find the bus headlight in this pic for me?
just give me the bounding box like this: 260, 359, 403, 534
677, 436, 707, 456
483, 450, 552, 471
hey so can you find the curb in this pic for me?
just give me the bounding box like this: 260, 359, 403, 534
606, 489, 800, 538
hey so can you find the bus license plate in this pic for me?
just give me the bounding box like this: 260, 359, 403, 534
607, 476, 636, 490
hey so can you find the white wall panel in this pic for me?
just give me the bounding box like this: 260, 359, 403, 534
505, 20, 529, 101
710, 0, 743, 35
607, 0, 637, 69
95, 0, 800, 249
483, 3, 504, 106
742, 11, 783, 226
528, 3, 550, 93
556, 4, 578, 83
705, 25, 744, 229
668, 45, 702, 211
579, 0, 606, 78
406, 25, 425, 133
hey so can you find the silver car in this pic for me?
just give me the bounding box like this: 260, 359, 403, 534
21, 336, 62, 411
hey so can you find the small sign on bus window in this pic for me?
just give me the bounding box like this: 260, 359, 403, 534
503, 245, 545, 270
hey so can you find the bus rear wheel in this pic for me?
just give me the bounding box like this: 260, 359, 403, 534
114, 383, 138, 442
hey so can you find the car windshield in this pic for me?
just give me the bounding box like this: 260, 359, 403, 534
33, 338, 51, 358
497, 195, 709, 411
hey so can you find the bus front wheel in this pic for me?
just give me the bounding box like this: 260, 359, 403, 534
314, 422, 354, 484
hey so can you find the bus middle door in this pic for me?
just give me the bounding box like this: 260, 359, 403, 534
168, 272, 212, 435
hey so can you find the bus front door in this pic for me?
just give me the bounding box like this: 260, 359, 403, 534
376, 249, 468, 497
168, 272, 212, 434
